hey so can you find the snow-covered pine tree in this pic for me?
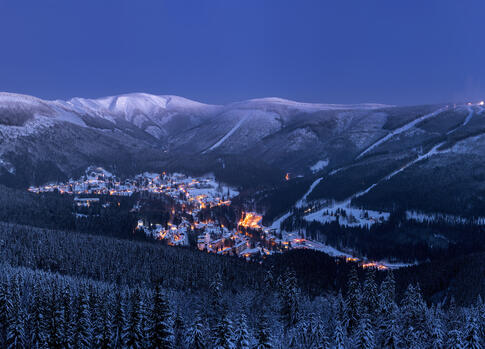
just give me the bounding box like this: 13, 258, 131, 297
263, 268, 275, 295
401, 283, 427, 345
427, 305, 445, 349
379, 270, 396, 307
124, 288, 145, 349
475, 295, 485, 338
313, 319, 330, 349
234, 313, 251, 349
29, 279, 46, 349
334, 291, 348, 332
354, 312, 374, 349
213, 313, 235, 349
447, 328, 464, 349
185, 312, 206, 349
209, 273, 224, 330
112, 291, 126, 349
254, 313, 272, 349
96, 298, 113, 349
173, 309, 185, 349
61, 284, 74, 349
280, 270, 300, 330
74, 286, 93, 349
345, 267, 362, 334
0, 277, 12, 346
463, 311, 482, 349
381, 303, 401, 349
88, 285, 102, 347
362, 269, 378, 319
6, 274, 25, 349
334, 318, 346, 349
376, 270, 396, 346
149, 284, 174, 348
45, 286, 64, 349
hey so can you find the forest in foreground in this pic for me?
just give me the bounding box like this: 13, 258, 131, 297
0, 223, 484, 348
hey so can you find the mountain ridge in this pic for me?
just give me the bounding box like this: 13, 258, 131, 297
1, 91, 485, 221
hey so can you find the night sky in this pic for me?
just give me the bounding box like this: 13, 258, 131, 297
0, 0, 484, 105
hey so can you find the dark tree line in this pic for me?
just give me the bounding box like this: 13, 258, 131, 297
0, 262, 483, 348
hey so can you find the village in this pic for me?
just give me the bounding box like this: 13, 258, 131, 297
28, 166, 393, 268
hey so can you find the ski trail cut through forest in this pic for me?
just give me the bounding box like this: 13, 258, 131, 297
349, 142, 447, 203
356, 106, 447, 160
203, 117, 246, 153
463, 106, 474, 126
271, 177, 325, 229
295, 177, 324, 208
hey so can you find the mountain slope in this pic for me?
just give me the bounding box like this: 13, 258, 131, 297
1, 91, 485, 218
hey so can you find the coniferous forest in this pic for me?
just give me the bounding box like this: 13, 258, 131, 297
2, 1, 485, 347
0, 222, 483, 348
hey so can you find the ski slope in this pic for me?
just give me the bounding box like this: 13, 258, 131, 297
352, 142, 447, 201
356, 106, 447, 159
463, 106, 474, 126
295, 177, 324, 208
203, 117, 246, 153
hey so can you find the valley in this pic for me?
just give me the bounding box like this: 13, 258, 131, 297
28, 166, 401, 269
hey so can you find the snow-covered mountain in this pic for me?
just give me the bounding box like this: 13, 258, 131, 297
1, 91, 485, 217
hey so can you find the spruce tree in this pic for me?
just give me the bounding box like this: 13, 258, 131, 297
381, 304, 400, 349
362, 269, 378, 318
280, 270, 300, 330
112, 292, 126, 349
0, 277, 12, 346
209, 273, 224, 330
88, 286, 102, 347
427, 305, 445, 349
345, 267, 361, 334
401, 283, 427, 345
234, 313, 251, 349
29, 280, 46, 349
354, 313, 374, 349
61, 284, 74, 349
213, 313, 235, 349
149, 285, 174, 348
334, 319, 346, 349
6, 274, 25, 349
46, 286, 64, 349
463, 312, 481, 349
95, 292, 113, 349
74, 287, 93, 349
185, 312, 206, 349
447, 329, 464, 349
377, 271, 397, 347
313, 319, 330, 349
254, 313, 272, 349
124, 288, 144, 349
173, 310, 185, 349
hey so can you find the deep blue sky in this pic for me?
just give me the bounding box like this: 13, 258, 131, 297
0, 0, 484, 105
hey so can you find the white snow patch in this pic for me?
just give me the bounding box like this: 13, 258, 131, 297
310, 160, 329, 173
304, 205, 389, 228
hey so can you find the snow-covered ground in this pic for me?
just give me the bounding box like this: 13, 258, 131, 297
407, 210, 485, 226
310, 160, 329, 173
304, 205, 389, 228
281, 231, 413, 270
